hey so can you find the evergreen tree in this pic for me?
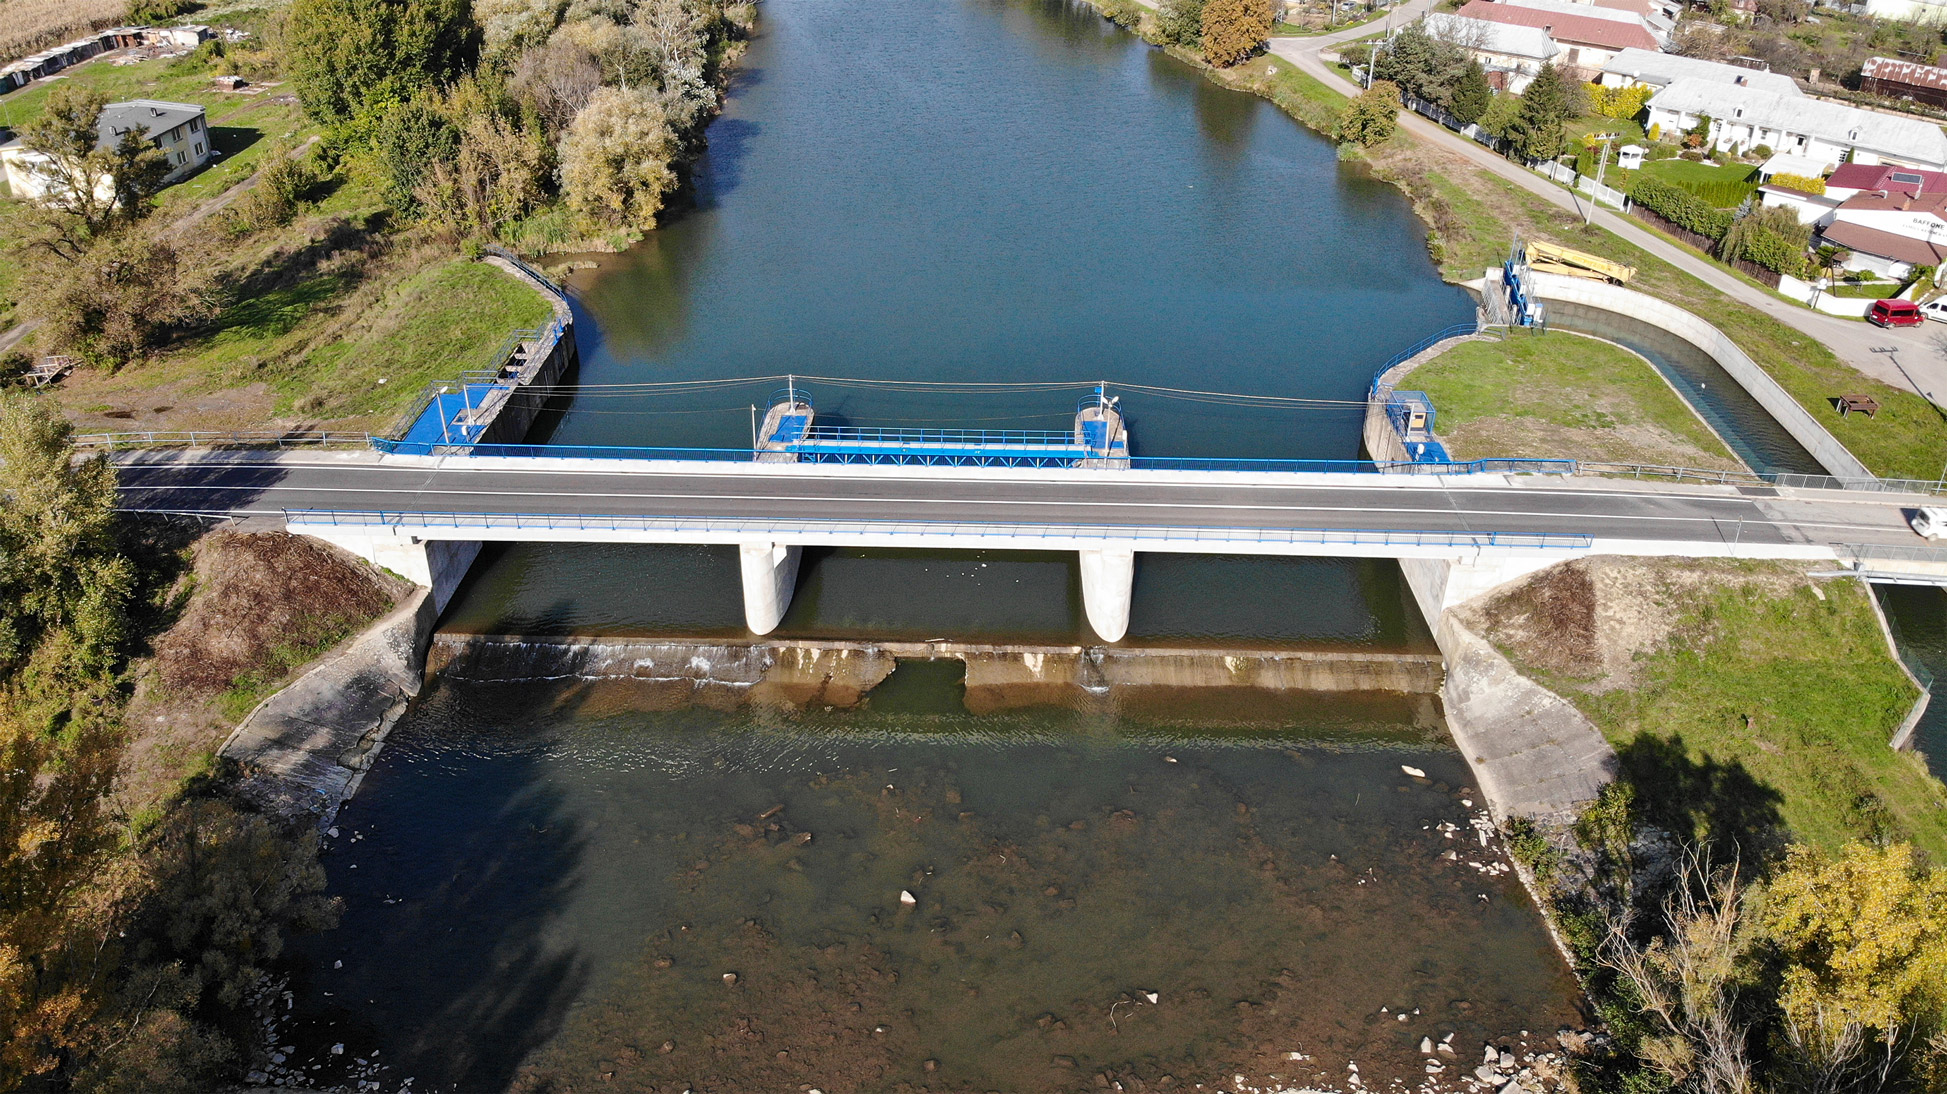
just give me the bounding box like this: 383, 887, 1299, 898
1505, 63, 1568, 163
1450, 60, 1491, 127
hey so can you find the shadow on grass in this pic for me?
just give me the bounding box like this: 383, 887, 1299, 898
1616, 732, 1787, 868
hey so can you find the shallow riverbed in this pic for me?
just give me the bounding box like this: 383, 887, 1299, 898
280, 673, 1582, 1092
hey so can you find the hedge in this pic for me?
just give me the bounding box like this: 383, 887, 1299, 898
1769, 172, 1827, 196
1735, 227, 1808, 277
1629, 176, 1733, 240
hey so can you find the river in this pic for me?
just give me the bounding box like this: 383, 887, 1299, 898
276, 2, 1590, 1090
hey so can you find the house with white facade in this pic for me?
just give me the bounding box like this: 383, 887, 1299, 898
1424, 12, 1561, 93
1818, 189, 1947, 278
1, 99, 211, 203
1645, 78, 1947, 172
1598, 48, 1799, 97
1861, 0, 1947, 23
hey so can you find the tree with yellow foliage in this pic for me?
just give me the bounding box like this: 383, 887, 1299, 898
1201, 0, 1271, 67
1763, 842, 1947, 1091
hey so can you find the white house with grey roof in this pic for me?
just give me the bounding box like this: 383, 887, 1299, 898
0, 98, 211, 204
1645, 78, 1947, 172
1423, 12, 1560, 94
1598, 49, 1800, 98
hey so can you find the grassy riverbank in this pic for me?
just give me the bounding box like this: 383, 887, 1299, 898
1466, 559, 1947, 860
1210, 53, 1947, 481
1409, 331, 1742, 470
54, 254, 555, 433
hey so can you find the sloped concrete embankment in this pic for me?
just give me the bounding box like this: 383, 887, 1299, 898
426, 634, 1445, 712
220, 589, 439, 827
1397, 557, 1618, 824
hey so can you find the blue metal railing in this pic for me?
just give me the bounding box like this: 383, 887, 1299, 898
359, 438, 1575, 474
280, 507, 1597, 551
1369, 322, 1482, 398
795, 426, 1079, 446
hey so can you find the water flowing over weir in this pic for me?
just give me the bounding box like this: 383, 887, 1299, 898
426, 634, 1448, 715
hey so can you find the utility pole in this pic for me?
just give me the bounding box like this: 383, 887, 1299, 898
750, 404, 758, 450
1583, 132, 1618, 226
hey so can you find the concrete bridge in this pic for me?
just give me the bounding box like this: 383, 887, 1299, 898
112, 446, 1945, 642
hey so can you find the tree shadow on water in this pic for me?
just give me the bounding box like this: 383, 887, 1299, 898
1615, 733, 1788, 870
289, 687, 596, 1091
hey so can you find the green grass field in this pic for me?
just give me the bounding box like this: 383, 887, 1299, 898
174, 258, 557, 422
1410, 331, 1741, 469
1581, 575, 1944, 859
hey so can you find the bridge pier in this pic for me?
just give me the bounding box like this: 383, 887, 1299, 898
301, 530, 482, 614
739, 542, 802, 636
1078, 548, 1134, 644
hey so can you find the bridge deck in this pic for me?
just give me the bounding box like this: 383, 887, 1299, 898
107, 450, 1934, 565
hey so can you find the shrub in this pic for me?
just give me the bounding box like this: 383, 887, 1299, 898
1769, 172, 1826, 195
1337, 80, 1401, 147
1630, 176, 1734, 239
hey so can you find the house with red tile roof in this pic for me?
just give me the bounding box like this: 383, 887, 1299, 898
1456, 0, 1660, 77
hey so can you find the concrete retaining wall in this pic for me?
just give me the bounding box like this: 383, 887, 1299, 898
1517, 272, 1872, 479
1362, 333, 1492, 465
474, 257, 580, 447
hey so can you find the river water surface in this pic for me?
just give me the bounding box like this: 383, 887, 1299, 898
283, 2, 1591, 1089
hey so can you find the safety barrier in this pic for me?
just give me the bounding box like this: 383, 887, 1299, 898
282, 507, 1597, 550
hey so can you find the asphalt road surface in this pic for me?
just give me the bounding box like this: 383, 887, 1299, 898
110, 451, 1929, 550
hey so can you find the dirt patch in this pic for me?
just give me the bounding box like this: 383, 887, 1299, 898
1458, 557, 1812, 694
121, 530, 409, 813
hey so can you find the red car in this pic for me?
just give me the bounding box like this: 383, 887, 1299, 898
1868, 299, 1924, 328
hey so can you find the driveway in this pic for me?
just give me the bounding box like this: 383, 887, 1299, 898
1265, 21, 1947, 407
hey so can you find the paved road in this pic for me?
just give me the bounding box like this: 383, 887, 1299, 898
1262, 17, 1947, 407
111, 451, 1927, 550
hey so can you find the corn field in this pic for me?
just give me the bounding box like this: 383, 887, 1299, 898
0, 0, 129, 68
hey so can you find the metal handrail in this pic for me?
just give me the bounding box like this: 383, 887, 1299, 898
1369, 322, 1482, 398
74, 430, 375, 449
482, 245, 572, 306
280, 507, 1597, 549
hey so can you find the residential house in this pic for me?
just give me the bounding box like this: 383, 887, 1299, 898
1597, 48, 1800, 97
1423, 12, 1561, 93
1859, 56, 1947, 109
1817, 188, 1947, 278
1645, 77, 1947, 171
1455, 0, 1659, 79
1503, 0, 1673, 47
1763, 159, 1947, 226
0, 99, 211, 203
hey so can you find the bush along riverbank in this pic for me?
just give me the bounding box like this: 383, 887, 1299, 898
1079, 0, 1947, 481
0, 393, 422, 1090
1465, 557, 1947, 1090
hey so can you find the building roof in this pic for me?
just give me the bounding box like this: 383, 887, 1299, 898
1759, 150, 1835, 179
1834, 187, 1947, 216
1826, 161, 1947, 194
94, 99, 202, 150
1821, 220, 1947, 265
1861, 55, 1947, 93
1456, 0, 1659, 51
1647, 78, 1947, 166
1600, 48, 1800, 96
1497, 0, 1653, 27
1424, 12, 1561, 61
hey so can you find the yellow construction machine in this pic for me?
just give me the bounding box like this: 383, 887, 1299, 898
1526, 240, 1636, 285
